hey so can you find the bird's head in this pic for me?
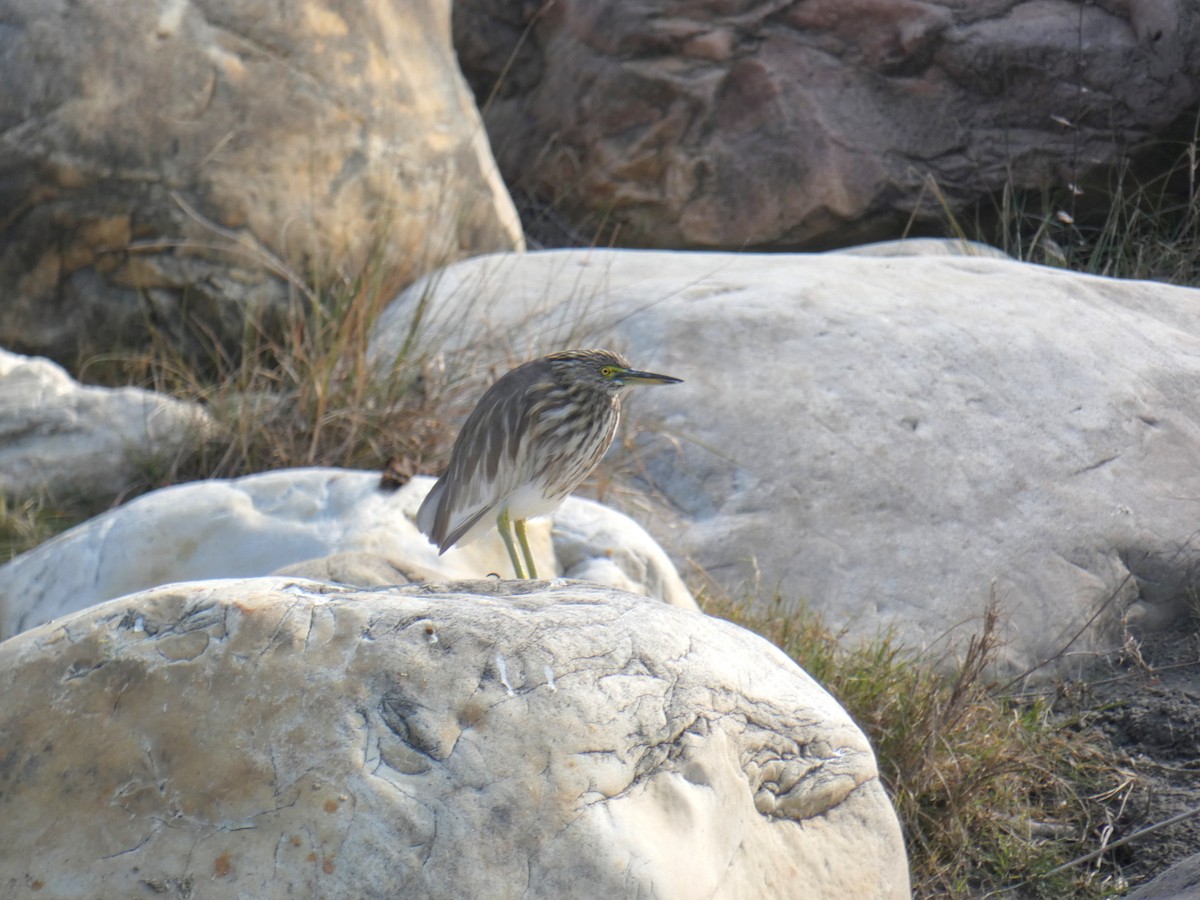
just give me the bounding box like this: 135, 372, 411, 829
547, 349, 683, 394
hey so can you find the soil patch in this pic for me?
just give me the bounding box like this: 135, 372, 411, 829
1069, 631, 1200, 892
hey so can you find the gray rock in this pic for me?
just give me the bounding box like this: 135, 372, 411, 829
1126, 851, 1200, 899
0, 577, 910, 898
0, 468, 696, 640
0, 0, 523, 366
371, 241, 1200, 672
455, 0, 1199, 249
0, 348, 211, 503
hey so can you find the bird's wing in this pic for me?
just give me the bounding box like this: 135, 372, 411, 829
421, 362, 542, 552
418, 475, 490, 554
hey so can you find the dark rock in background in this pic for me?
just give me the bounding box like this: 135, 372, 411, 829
454, 0, 1200, 250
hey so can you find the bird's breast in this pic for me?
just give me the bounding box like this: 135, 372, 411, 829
504, 481, 565, 522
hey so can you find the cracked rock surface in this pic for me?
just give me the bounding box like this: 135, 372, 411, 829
372, 241, 1200, 672
0, 577, 909, 898
0, 469, 696, 640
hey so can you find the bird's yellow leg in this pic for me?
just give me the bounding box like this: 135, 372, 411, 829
515, 518, 539, 580
498, 509, 527, 579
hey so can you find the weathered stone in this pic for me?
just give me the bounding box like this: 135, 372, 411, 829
0, 0, 523, 366
0, 348, 211, 503
0, 577, 910, 898
0, 468, 695, 640
1126, 851, 1200, 900
455, 0, 1200, 249
371, 240, 1200, 672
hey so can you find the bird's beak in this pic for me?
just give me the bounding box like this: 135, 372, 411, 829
620, 367, 683, 386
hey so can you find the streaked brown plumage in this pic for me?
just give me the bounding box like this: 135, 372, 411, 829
416, 349, 682, 578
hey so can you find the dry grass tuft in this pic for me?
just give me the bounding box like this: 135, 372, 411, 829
968, 125, 1200, 287
0, 494, 90, 564
705, 591, 1134, 898
95, 245, 474, 494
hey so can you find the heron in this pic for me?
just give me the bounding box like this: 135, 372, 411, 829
416, 349, 682, 578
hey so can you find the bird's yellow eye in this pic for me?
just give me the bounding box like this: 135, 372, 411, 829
600, 366, 616, 378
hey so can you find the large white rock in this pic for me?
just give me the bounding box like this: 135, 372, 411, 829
0, 467, 695, 639
370, 241, 1200, 670
0, 578, 910, 898
0, 349, 211, 503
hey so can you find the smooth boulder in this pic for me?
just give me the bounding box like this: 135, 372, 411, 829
371, 241, 1200, 672
0, 0, 523, 365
